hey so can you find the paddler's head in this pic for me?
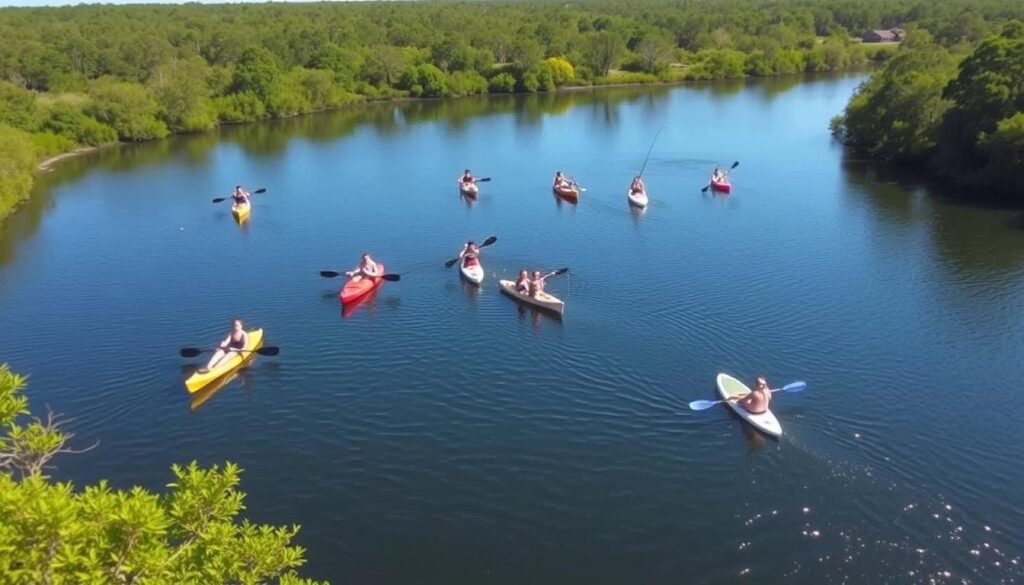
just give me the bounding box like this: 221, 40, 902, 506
756, 376, 768, 390
232, 318, 243, 331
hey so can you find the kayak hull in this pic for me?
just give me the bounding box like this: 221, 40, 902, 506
339, 263, 386, 304
460, 261, 484, 285
710, 180, 732, 193
460, 183, 479, 198
231, 201, 251, 222
628, 188, 649, 208
552, 185, 579, 202
716, 373, 782, 437
499, 279, 564, 316
185, 328, 264, 393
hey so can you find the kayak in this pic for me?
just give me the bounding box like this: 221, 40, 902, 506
710, 179, 732, 193
231, 201, 251, 222
627, 187, 649, 208
460, 182, 479, 198
553, 184, 579, 202
339, 263, 386, 304
716, 372, 782, 437
185, 328, 264, 393
499, 279, 564, 316
460, 258, 484, 285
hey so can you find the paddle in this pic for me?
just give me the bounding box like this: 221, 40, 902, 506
543, 267, 570, 279
444, 235, 498, 268
569, 177, 587, 192
213, 187, 266, 203
637, 127, 667, 179
701, 161, 740, 193
459, 177, 491, 184
179, 346, 280, 358
319, 270, 401, 281
688, 381, 807, 411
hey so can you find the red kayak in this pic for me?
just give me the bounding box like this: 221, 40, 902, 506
710, 179, 732, 193
339, 263, 385, 304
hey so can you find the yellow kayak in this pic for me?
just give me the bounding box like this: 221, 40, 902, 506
231, 201, 251, 223
184, 328, 264, 393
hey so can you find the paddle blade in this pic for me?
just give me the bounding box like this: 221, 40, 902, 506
689, 399, 722, 411
256, 346, 280, 356
780, 381, 807, 393
701, 185, 710, 193
212, 197, 227, 203
481, 235, 498, 247
179, 348, 202, 357
730, 161, 740, 169
252, 188, 267, 194
382, 274, 401, 282
477, 177, 492, 182
552, 267, 570, 276
320, 270, 342, 278
444, 257, 459, 269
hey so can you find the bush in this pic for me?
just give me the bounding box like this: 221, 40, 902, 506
447, 71, 489, 96
488, 72, 517, 93
40, 103, 118, 146
31, 131, 76, 157
0, 125, 37, 220
85, 78, 168, 141
544, 57, 575, 85
213, 91, 267, 123
0, 82, 41, 131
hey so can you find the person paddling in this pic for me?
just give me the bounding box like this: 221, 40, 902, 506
710, 168, 725, 184
529, 270, 551, 297
515, 270, 531, 294
199, 318, 248, 374
728, 375, 772, 414
346, 253, 382, 282
459, 170, 477, 187
459, 240, 480, 267
232, 185, 250, 206
630, 175, 645, 194
553, 171, 571, 189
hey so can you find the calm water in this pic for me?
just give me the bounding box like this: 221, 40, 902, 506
2, 75, 1023, 584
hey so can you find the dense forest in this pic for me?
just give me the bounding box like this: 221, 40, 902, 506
833, 22, 1024, 199
1, 0, 1022, 220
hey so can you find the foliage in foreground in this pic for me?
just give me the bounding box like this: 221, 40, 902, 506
0, 364, 326, 585
832, 23, 1024, 199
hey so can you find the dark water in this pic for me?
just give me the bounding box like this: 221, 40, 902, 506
2, 75, 1023, 584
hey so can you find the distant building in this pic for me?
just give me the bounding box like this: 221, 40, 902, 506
863, 28, 905, 43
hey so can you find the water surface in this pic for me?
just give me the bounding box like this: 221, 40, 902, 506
2, 75, 1023, 584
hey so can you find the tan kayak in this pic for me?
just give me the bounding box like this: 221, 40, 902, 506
499, 279, 564, 316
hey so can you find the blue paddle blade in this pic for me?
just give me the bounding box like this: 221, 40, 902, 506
689, 399, 722, 411
781, 381, 807, 392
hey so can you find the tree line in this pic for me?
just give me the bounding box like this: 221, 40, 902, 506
832, 21, 1024, 200
1, 0, 1022, 220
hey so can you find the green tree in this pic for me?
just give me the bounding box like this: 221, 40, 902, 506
488, 72, 517, 93
0, 126, 37, 219
584, 30, 626, 76
40, 103, 118, 146
85, 78, 169, 142
232, 46, 282, 104
399, 64, 448, 98
152, 58, 217, 133
0, 364, 327, 584
0, 82, 41, 131
544, 57, 576, 85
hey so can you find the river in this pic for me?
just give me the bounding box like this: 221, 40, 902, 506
1, 74, 1022, 584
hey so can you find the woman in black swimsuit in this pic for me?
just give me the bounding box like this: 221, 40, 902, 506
200, 318, 248, 373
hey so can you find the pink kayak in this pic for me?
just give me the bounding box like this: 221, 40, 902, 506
339, 263, 386, 304
710, 179, 732, 193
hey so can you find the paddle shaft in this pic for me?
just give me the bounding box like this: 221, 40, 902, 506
637, 127, 666, 178
445, 236, 497, 268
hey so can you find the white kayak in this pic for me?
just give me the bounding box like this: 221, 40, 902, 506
627, 187, 648, 208
499, 279, 564, 316
460, 259, 484, 284
716, 373, 782, 437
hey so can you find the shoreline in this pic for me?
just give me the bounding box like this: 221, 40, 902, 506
37, 146, 100, 172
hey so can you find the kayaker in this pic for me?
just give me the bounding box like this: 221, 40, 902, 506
459, 241, 480, 267
515, 270, 530, 294
553, 172, 570, 189
711, 168, 725, 184
232, 185, 250, 205
729, 375, 772, 414
529, 270, 549, 297
199, 318, 248, 374
346, 253, 382, 282
630, 175, 645, 194
459, 170, 476, 186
